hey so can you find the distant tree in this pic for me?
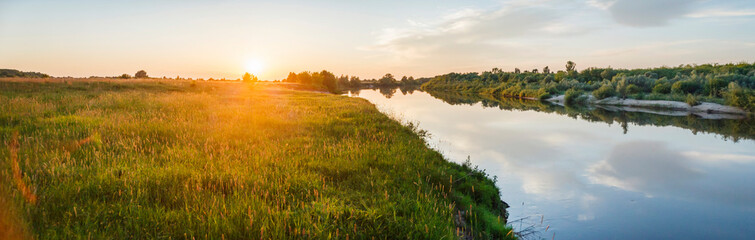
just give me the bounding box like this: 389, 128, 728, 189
243, 72, 253, 82
532, 69, 539, 74
379, 73, 397, 86
543, 66, 550, 74
119, 74, 131, 79
514, 68, 521, 74
566, 61, 576, 73
338, 75, 350, 87
600, 69, 614, 80
349, 76, 361, 87
286, 72, 298, 83
135, 70, 148, 78
176, 75, 181, 80
297, 72, 312, 85
320, 70, 338, 93
492, 68, 503, 74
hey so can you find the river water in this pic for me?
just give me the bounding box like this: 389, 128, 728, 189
349, 88, 755, 240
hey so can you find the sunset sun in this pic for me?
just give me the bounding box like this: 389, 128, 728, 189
245, 59, 264, 75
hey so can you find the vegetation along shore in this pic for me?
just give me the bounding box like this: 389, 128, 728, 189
420, 62, 755, 114
0, 78, 514, 239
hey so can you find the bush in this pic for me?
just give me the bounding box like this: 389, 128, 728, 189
652, 83, 671, 94
564, 88, 584, 105
592, 84, 616, 99
686, 94, 700, 106
724, 82, 754, 111
672, 80, 702, 94
135, 70, 148, 79
626, 84, 641, 94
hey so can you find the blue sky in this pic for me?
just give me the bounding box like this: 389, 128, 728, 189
1, 0, 754, 79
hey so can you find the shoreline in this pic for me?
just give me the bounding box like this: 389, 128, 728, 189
547, 94, 748, 119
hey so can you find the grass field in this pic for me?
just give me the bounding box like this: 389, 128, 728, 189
0, 78, 513, 239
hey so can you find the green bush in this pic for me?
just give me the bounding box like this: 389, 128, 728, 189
686, 94, 700, 106
652, 83, 671, 94
592, 84, 616, 99
672, 80, 702, 94
564, 88, 584, 105
626, 84, 642, 94
724, 82, 754, 111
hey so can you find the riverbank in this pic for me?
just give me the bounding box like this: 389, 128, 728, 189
0, 79, 514, 239
547, 94, 748, 117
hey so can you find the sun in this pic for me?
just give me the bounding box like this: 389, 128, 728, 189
245, 59, 264, 75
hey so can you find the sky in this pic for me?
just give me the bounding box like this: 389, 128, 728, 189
1, 0, 754, 80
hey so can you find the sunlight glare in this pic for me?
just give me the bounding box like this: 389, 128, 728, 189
245, 59, 264, 75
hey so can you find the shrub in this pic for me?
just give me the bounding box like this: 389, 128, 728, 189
686, 94, 700, 106
135, 70, 148, 79
652, 83, 671, 94
564, 88, 584, 105
672, 80, 702, 94
592, 84, 616, 99
626, 84, 642, 94
724, 82, 754, 111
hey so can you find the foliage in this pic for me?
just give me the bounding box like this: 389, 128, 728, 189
686, 94, 700, 106
420, 61, 755, 111
242, 72, 258, 82
0, 69, 49, 78
134, 70, 148, 79
593, 84, 617, 99
564, 88, 584, 105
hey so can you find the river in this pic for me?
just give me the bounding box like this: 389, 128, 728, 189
348, 88, 755, 240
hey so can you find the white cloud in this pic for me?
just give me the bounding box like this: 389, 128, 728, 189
591, 0, 701, 27
686, 9, 755, 18
370, 1, 586, 62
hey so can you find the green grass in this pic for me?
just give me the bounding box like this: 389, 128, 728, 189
0, 79, 514, 239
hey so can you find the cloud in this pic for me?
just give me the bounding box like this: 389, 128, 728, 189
686, 9, 755, 18
592, 0, 700, 27
587, 141, 703, 194
587, 141, 755, 208
370, 2, 584, 63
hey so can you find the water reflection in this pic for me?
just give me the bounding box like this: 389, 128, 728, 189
350, 88, 755, 240
425, 90, 755, 142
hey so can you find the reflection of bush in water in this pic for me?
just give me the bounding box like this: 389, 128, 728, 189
426, 90, 755, 142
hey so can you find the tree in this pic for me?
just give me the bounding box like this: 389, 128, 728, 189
135, 70, 148, 78
242, 72, 253, 82
320, 70, 338, 93
514, 68, 521, 74
379, 73, 397, 86
532, 69, 539, 74
119, 74, 131, 79
286, 72, 298, 83
297, 72, 312, 85
543, 66, 550, 74
600, 68, 614, 80
566, 61, 576, 73
349, 76, 361, 87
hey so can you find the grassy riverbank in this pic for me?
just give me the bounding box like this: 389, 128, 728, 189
0, 78, 513, 239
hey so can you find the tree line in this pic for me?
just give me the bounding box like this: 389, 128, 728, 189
421, 61, 755, 111
0, 69, 50, 78
282, 71, 430, 93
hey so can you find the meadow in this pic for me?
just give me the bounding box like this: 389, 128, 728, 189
0, 78, 513, 239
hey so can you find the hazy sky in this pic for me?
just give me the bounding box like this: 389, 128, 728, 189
1, 0, 754, 80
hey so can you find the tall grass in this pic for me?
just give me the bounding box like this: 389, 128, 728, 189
0, 78, 514, 239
